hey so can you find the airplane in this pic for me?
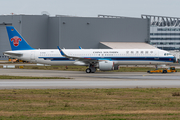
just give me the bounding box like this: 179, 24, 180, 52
4, 26, 177, 73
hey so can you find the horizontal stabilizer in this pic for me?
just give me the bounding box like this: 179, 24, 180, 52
3, 51, 23, 57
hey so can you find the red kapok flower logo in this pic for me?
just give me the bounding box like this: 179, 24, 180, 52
11, 36, 22, 47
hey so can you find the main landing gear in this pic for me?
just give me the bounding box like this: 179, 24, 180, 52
86, 65, 96, 73
86, 68, 91, 73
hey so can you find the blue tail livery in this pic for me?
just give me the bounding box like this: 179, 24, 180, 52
6, 26, 35, 51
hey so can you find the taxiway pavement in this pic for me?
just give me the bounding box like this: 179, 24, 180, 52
0, 69, 180, 89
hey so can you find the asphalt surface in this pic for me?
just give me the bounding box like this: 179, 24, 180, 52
0, 68, 180, 89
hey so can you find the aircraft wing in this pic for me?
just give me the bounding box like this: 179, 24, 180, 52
57, 46, 99, 64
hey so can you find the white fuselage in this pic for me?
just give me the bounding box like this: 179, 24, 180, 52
4, 48, 175, 66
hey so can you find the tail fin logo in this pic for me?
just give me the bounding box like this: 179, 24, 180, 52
11, 36, 22, 47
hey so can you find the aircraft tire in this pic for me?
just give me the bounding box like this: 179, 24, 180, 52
86, 68, 91, 73
162, 70, 167, 73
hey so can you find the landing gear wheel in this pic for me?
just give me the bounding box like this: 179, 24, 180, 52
162, 70, 167, 73
86, 68, 91, 73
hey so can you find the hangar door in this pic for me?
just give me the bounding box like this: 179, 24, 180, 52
0, 25, 11, 60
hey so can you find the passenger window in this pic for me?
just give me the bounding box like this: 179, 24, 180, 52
141, 51, 143, 54
136, 51, 139, 54
145, 51, 148, 54
150, 51, 153, 53
131, 51, 134, 54
126, 51, 129, 54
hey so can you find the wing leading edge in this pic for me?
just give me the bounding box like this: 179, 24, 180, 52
57, 46, 100, 64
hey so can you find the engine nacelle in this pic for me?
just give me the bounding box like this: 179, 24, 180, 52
99, 61, 114, 71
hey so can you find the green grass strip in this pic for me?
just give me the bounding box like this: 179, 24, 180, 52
0, 88, 180, 119
18, 66, 180, 72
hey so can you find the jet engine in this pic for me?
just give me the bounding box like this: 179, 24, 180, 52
99, 61, 114, 71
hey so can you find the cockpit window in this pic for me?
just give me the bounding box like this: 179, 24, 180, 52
167, 53, 172, 55
164, 53, 172, 56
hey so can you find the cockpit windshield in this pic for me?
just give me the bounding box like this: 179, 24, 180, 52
164, 53, 172, 56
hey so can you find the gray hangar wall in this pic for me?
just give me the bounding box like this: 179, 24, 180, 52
0, 15, 48, 60
48, 16, 149, 49
0, 15, 149, 60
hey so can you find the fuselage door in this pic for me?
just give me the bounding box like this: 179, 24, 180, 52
154, 50, 160, 61
30, 51, 35, 60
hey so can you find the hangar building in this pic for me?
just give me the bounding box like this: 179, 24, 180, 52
0, 14, 149, 60
141, 15, 180, 59
142, 15, 180, 51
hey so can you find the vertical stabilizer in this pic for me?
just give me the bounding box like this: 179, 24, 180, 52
6, 26, 35, 51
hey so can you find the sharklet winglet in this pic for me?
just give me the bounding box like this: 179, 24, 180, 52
57, 46, 65, 56
79, 46, 82, 49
